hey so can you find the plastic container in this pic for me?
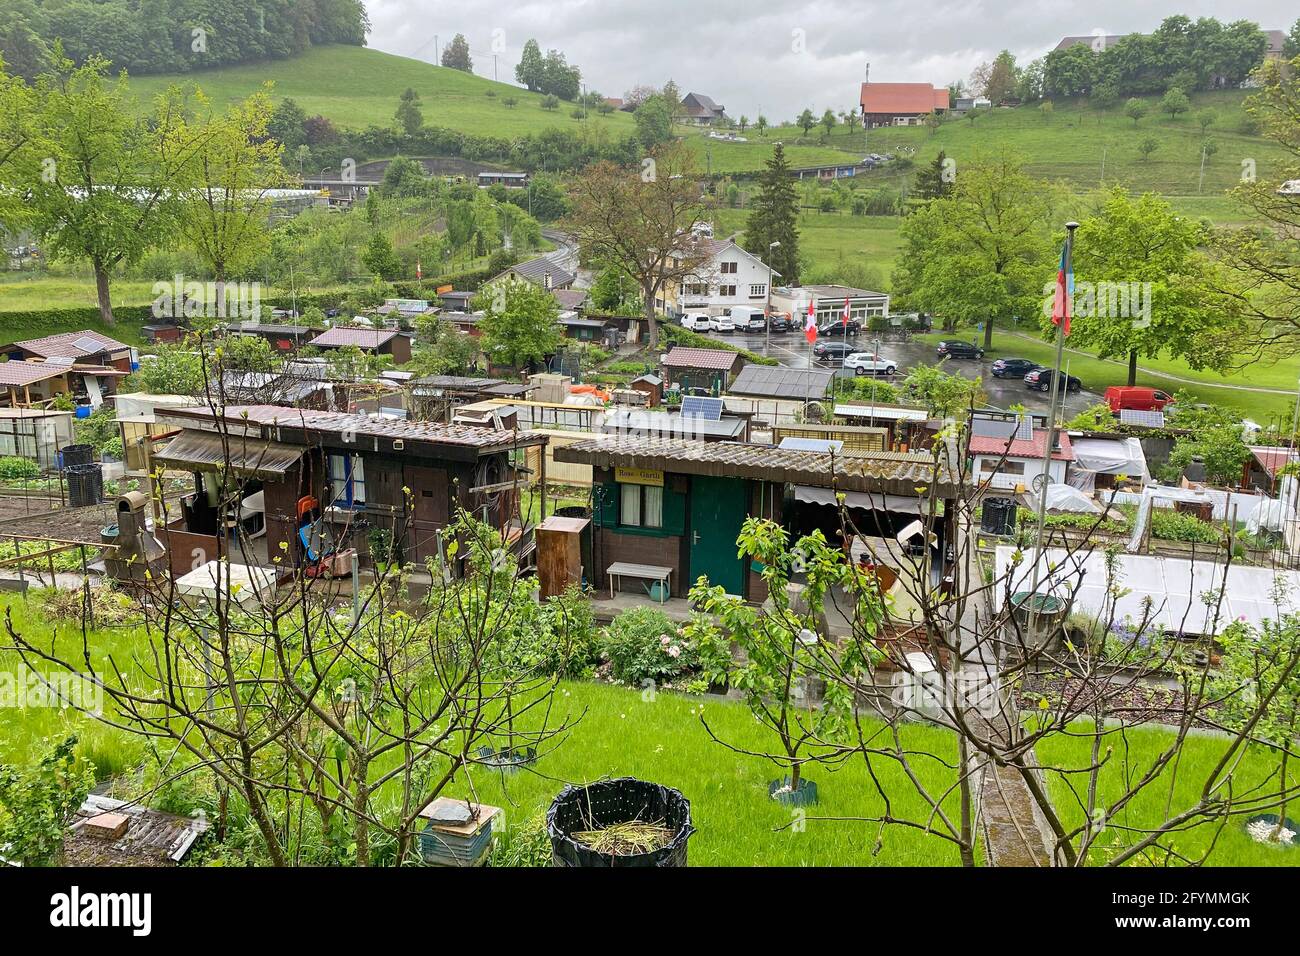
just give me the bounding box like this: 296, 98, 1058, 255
547, 778, 693, 867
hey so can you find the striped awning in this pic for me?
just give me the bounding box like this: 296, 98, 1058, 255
154, 430, 304, 478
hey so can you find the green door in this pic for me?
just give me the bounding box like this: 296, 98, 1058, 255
688, 476, 747, 595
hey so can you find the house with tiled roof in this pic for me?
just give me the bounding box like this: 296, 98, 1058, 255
677, 238, 778, 317
967, 412, 1074, 491
859, 71, 950, 127
307, 326, 412, 364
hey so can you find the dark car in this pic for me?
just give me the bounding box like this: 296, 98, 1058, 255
816, 319, 861, 337
1024, 367, 1082, 393
768, 315, 792, 333
991, 357, 1042, 378
812, 341, 855, 361
936, 340, 984, 360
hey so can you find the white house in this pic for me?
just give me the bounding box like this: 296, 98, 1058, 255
967, 413, 1073, 491
677, 239, 778, 316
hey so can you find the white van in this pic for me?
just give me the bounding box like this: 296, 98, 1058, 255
680, 312, 711, 331
731, 307, 766, 332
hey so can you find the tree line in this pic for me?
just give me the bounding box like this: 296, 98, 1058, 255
0, 0, 369, 79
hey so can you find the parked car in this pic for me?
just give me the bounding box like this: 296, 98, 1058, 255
731, 307, 767, 332
768, 314, 792, 333
936, 340, 984, 360
813, 341, 855, 361
708, 314, 735, 333
991, 357, 1042, 379
1024, 368, 1082, 393
1104, 386, 1175, 413
679, 312, 711, 331
844, 352, 898, 376
816, 319, 861, 337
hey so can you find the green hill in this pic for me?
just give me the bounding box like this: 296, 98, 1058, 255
125, 45, 865, 174
761, 90, 1290, 202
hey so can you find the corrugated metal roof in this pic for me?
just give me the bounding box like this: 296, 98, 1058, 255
729, 365, 835, 399
154, 430, 306, 478
554, 435, 957, 496
11, 329, 131, 359
308, 326, 399, 349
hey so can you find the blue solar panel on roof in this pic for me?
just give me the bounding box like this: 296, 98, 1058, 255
680, 396, 724, 420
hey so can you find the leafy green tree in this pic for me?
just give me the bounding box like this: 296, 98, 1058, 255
755, 115, 768, 137
267, 97, 308, 150
474, 277, 562, 369
175, 90, 283, 301
441, 33, 472, 72
395, 87, 423, 135
540, 94, 559, 111
589, 263, 641, 314
985, 49, 1019, 103
362, 232, 403, 280
515, 39, 544, 91
1213, 613, 1300, 843
1197, 110, 1216, 135
1061, 188, 1238, 385
128, 344, 205, 394
1160, 87, 1190, 120
1136, 136, 1159, 161
540, 49, 581, 101
1124, 97, 1147, 125
820, 109, 836, 137
901, 364, 984, 417
634, 94, 673, 148
796, 109, 816, 136
0, 57, 37, 224
380, 156, 427, 198
1038, 99, 1054, 121
892, 154, 1056, 349
743, 142, 801, 284
411, 315, 479, 375
1168, 422, 1250, 485
25, 55, 192, 324
0, 736, 94, 867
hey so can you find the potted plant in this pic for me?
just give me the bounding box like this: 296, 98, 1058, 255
547, 778, 693, 866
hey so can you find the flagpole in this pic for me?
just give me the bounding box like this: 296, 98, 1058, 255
1029, 221, 1078, 606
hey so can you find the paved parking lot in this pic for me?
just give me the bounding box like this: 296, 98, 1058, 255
690, 328, 1099, 417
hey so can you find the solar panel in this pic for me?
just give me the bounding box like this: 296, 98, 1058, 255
1120, 408, 1165, 428
73, 336, 104, 353
1014, 415, 1034, 441
680, 395, 724, 420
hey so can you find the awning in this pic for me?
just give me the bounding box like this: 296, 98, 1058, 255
154, 430, 304, 479
793, 484, 930, 515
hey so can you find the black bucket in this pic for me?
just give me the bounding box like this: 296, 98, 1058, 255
66, 463, 104, 507
547, 777, 693, 867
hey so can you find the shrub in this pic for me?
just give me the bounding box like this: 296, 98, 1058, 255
602, 606, 697, 685
541, 586, 601, 678
1149, 509, 1223, 545
0, 456, 39, 480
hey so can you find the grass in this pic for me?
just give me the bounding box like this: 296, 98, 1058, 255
915, 330, 1295, 422
126, 45, 639, 139
1040, 723, 1299, 867
714, 208, 904, 284
2, 592, 1295, 866
768, 89, 1292, 196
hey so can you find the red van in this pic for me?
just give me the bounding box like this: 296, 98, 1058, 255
1105, 386, 1175, 413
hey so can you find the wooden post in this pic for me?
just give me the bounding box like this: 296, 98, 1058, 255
538, 444, 548, 523
13, 536, 24, 596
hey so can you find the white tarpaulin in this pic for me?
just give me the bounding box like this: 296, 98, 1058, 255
1247, 498, 1288, 534
793, 484, 929, 515
1069, 436, 1149, 492
994, 546, 1299, 635
1042, 483, 1103, 514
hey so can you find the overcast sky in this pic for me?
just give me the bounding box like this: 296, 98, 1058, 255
364, 1, 1296, 120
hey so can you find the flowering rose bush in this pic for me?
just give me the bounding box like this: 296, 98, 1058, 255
601, 606, 698, 686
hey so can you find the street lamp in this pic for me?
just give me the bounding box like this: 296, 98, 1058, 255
766, 240, 780, 353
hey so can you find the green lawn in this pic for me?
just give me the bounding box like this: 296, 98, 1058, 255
1041, 723, 1299, 867
769, 90, 1292, 196
917, 330, 1295, 422
714, 208, 904, 284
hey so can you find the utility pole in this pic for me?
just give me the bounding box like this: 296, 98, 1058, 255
765, 240, 780, 355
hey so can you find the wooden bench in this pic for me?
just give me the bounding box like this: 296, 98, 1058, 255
606, 561, 673, 603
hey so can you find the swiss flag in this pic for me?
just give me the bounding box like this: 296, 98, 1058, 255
842, 296, 851, 328
416, 259, 423, 280
804, 298, 818, 344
